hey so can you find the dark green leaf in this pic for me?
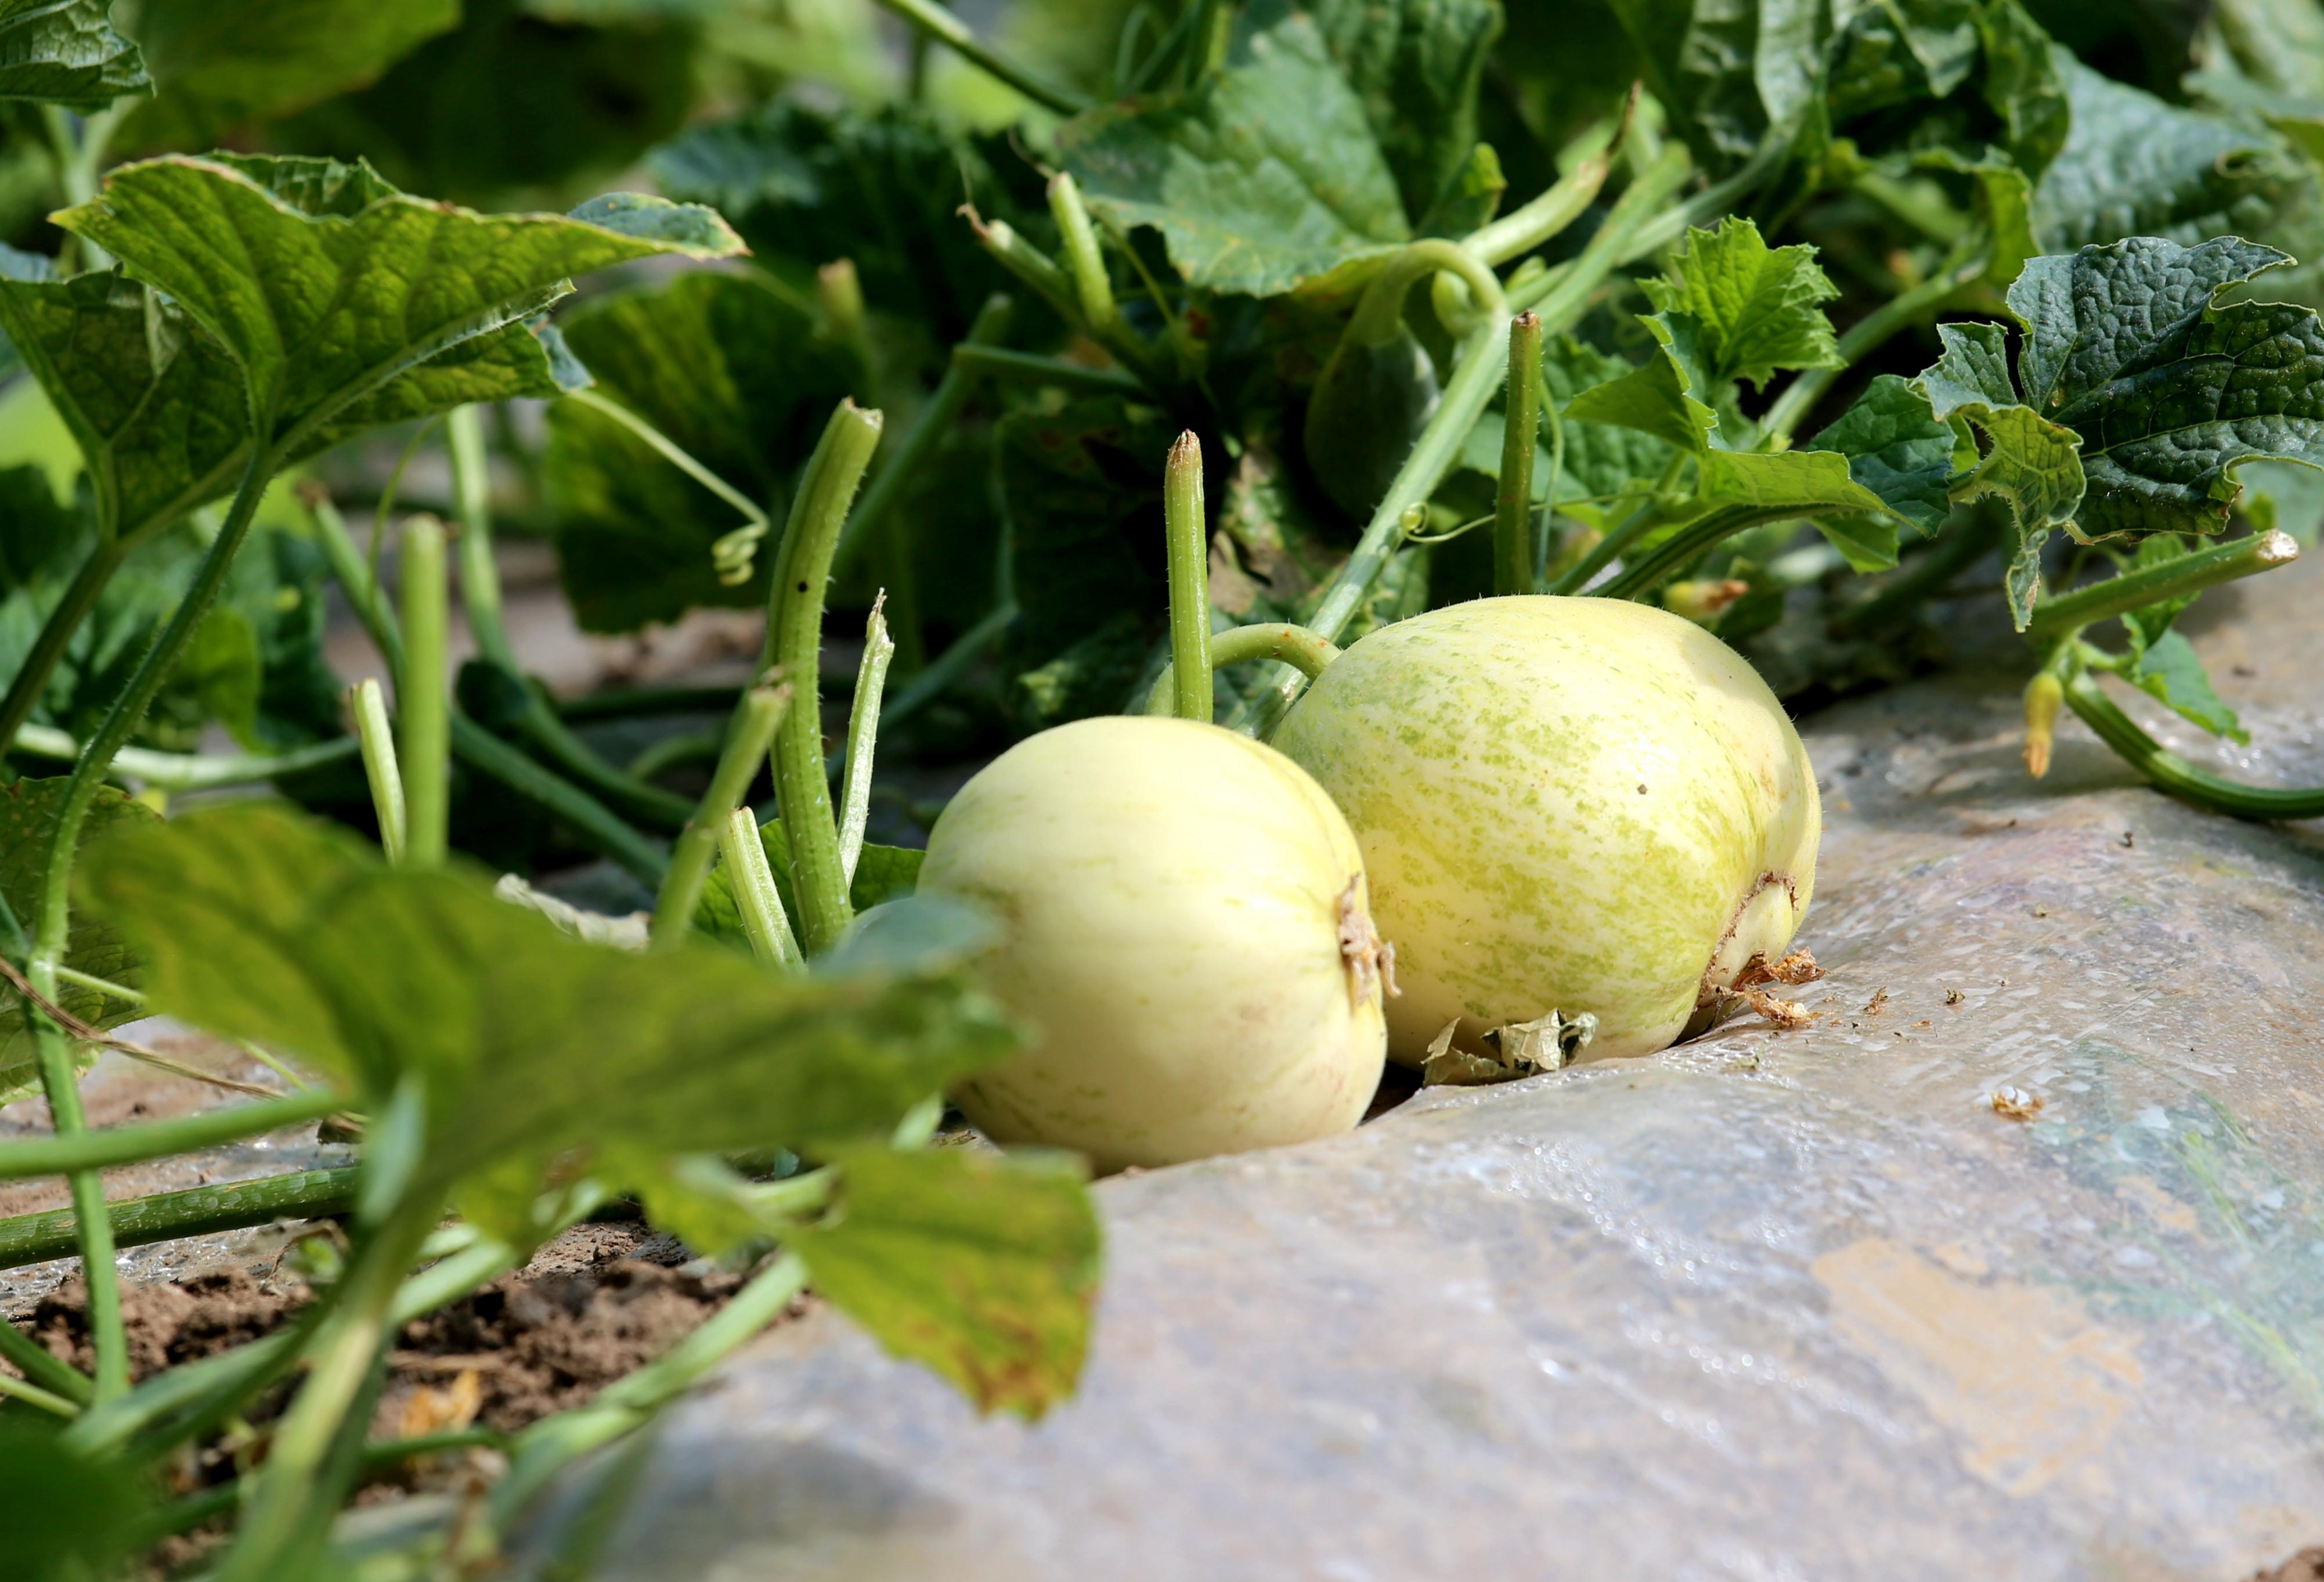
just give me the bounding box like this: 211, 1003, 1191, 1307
795, 1144, 1100, 1421
1811, 373, 1958, 534
542, 270, 856, 632
1303, 0, 1505, 223
54, 154, 744, 457
78, 802, 1019, 1192
1974, 0, 2070, 178
1056, 2, 1410, 296
1561, 316, 1719, 452
1539, 333, 1677, 509
1415, 140, 1506, 237
1824, 0, 1977, 123
1638, 217, 1842, 392
0, 0, 148, 110
0, 1417, 153, 1579
1813, 511, 1903, 571
649, 100, 1046, 345
2007, 235, 2324, 537
0, 778, 157, 1106
1303, 325, 1442, 519
2128, 628, 2247, 741
121, 0, 456, 147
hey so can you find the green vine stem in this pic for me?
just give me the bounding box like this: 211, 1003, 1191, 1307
1347, 239, 1509, 350
1495, 312, 1544, 596
0, 1090, 344, 1181
2063, 669, 2324, 820
766, 401, 887, 954
1590, 503, 1835, 601
556, 685, 742, 723
1467, 142, 1616, 266
0, 1311, 88, 1403
833, 295, 1015, 576
10, 723, 359, 792
966, 214, 1085, 331
1049, 174, 1124, 340
562, 387, 772, 589
213, 1190, 448, 1582
398, 517, 451, 870
869, 0, 1087, 117
838, 600, 896, 885
2027, 530, 2300, 647
0, 539, 125, 775
651, 685, 789, 950
447, 405, 694, 831
948, 343, 1147, 398
0, 1371, 77, 1416
1146, 624, 1342, 715
304, 489, 669, 884
720, 808, 803, 971
348, 679, 407, 864
0, 1167, 358, 1271
1163, 431, 1214, 722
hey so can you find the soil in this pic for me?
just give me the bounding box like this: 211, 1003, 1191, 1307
2256, 1551, 2324, 1582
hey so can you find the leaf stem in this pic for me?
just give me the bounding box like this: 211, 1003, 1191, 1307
0, 538, 125, 776
398, 517, 450, 869
1162, 431, 1214, 722
719, 808, 803, 971
836, 295, 1015, 577
765, 401, 886, 956
348, 679, 406, 864
838, 600, 896, 885
1496, 312, 1544, 596
2027, 531, 2299, 648
1592, 503, 1823, 600
0, 1166, 358, 1271
448, 405, 693, 830
2063, 670, 2324, 820
9, 723, 360, 792
1348, 239, 1508, 347
0, 1091, 344, 1181
947, 343, 1146, 398
564, 387, 772, 588
1146, 623, 1341, 715
870, 0, 1088, 117
651, 685, 788, 950
1467, 145, 1614, 266
0, 1368, 78, 1416
966, 215, 1084, 329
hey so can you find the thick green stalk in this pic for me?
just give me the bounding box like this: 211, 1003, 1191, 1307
1347, 239, 1507, 348
2065, 671, 2324, 820
449, 404, 693, 830
1495, 312, 1543, 596
838, 602, 896, 885
0, 1091, 344, 1181
1467, 150, 1614, 266
765, 402, 886, 955
11, 723, 359, 791
348, 678, 406, 863
2029, 531, 2299, 647
398, 518, 450, 869
870, 0, 1087, 116
1163, 431, 1214, 722
833, 295, 1015, 577
214, 1191, 446, 1582
307, 491, 669, 884
650, 685, 788, 949
22, 440, 280, 1403
948, 343, 1146, 398
0, 1167, 358, 1270
720, 808, 803, 971
0, 538, 125, 775
1146, 623, 1341, 715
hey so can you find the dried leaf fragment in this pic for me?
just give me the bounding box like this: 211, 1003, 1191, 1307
1737, 985, 1813, 1029
398, 1367, 483, 1439
1990, 1086, 2044, 1122
1420, 1009, 1598, 1087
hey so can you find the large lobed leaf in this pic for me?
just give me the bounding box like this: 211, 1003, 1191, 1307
77, 803, 1017, 1194
1056, 1, 1410, 296
0, 0, 147, 110
1639, 216, 1842, 392
542, 270, 857, 633
0, 778, 156, 1107
1301, 0, 1505, 225
52, 153, 745, 457
795, 1145, 1101, 1421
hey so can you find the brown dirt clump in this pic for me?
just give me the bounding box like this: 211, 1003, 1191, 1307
25, 1266, 305, 1380
2253, 1550, 2324, 1582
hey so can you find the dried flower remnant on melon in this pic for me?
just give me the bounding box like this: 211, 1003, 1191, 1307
1711, 946, 1823, 1029
1337, 878, 1396, 1009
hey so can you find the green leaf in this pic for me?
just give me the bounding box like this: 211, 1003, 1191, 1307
996, 397, 1174, 723
1056, 2, 1410, 296
53, 154, 744, 458
0, 1418, 153, 1578
542, 270, 856, 632
793, 1145, 1100, 1421
0, 0, 148, 110
1603, 0, 1796, 169
1695, 445, 1889, 514
1973, 0, 2070, 179
1813, 511, 1902, 572
1824, 0, 1977, 123
2006, 235, 2324, 537
121, 0, 457, 148
1539, 333, 1677, 507
1415, 140, 1506, 237
2031, 53, 2306, 251
0, 272, 247, 542
0, 778, 157, 1107
696, 816, 923, 954
1561, 317, 1719, 453
77, 801, 1019, 1191
1302, 0, 1505, 223
2127, 628, 2248, 742
1916, 319, 2016, 413
1810, 373, 1957, 534
1639, 217, 1842, 392
648, 100, 1048, 346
